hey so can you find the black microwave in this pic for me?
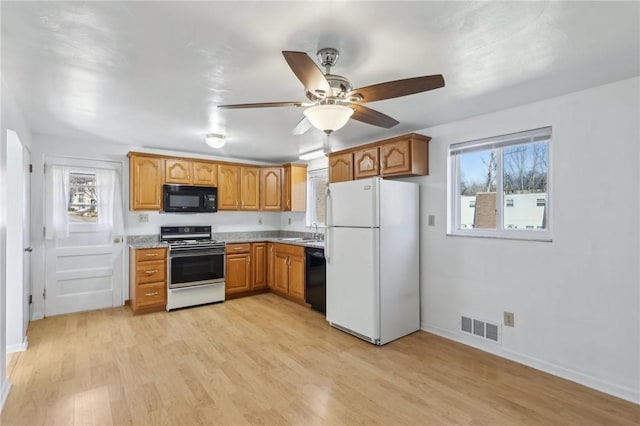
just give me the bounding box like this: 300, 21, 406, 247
163, 185, 217, 213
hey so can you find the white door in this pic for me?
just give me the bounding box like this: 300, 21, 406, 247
23, 146, 32, 330
44, 157, 124, 317
327, 178, 379, 227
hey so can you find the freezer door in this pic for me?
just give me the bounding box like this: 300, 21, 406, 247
327, 178, 379, 227
326, 227, 379, 342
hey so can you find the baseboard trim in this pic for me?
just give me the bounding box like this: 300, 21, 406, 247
31, 312, 44, 321
421, 323, 639, 404
6, 337, 28, 354
0, 380, 11, 414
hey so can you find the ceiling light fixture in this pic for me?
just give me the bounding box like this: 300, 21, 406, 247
205, 133, 225, 148
303, 104, 354, 134
298, 149, 327, 161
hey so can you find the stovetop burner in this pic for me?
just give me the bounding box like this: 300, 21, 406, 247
160, 225, 224, 250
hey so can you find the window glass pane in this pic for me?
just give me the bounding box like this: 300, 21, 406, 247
315, 178, 327, 224
502, 141, 548, 230
68, 173, 98, 223
458, 149, 497, 229
306, 168, 328, 226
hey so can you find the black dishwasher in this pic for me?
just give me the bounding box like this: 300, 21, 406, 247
305, 247, 326, 314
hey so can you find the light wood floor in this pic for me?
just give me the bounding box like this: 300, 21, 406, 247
2, 293, 638, 425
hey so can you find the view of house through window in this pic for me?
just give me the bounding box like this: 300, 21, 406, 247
451, 127, 551, 239
68, 172, 98, 223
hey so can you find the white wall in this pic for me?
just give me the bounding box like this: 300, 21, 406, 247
0, 77, 34, 411
412, 77, 640, 403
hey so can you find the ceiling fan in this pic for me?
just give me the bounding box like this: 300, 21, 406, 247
218, 48, 445, 135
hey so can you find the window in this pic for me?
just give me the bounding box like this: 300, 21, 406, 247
306, 168, 328, 226
449, 127, 551, 240
68, 172, 98, 223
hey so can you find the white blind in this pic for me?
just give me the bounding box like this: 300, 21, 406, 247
449, 127, 552, 156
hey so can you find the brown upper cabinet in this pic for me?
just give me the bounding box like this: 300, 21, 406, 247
328, 133, 430, 183
283, 164, 307, 212
260, 167, 282, 211
329, 152, 353, 183
192, 161, 218, 186
129, 153, 164, 211
354, 147, 380, 179
218, 165, 260, 211
128, 152, 307, 212
165, 158, 218, 186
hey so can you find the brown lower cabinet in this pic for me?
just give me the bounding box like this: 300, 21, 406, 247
225, 242, 268, 297
226, 241, 305, 303
129, 247, 167, 314
271, 243, 305, 303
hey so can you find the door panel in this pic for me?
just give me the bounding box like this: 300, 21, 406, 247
326, 227, 379, 340
327, 178, 379, 227
45, 158, 124, 317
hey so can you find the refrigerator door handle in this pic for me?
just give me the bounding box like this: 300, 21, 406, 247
325, 186, 331, 263
325, 186, 332, 227
325, 227, 330, 263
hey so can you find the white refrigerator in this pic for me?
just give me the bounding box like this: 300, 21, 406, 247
325, 177, 420, 345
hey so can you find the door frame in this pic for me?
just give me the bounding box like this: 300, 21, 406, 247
43, 155, 125, 316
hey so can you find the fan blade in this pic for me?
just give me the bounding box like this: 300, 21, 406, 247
348, 74, 445, 103
351, 104, 399, 129
291, 117, 312, 135
218, 101, 303, 109
282, 51, 332, 97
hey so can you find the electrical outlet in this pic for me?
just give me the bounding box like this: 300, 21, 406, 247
504, 311, 515, 327
428, 215, 435, 226
138, 213, 149, 223
258, 217, 263, 225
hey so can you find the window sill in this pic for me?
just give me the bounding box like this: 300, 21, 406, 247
447, 230, 552, 242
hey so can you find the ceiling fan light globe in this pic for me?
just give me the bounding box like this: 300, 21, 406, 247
205, 133, 226, 148
303, 104, 354, 133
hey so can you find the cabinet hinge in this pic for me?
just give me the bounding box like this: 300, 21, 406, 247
29, 164, 33, 173
29, 295, 32, 304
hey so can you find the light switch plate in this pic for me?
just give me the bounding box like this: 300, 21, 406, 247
138, 213, 149, 223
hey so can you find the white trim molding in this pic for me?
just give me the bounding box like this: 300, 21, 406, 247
6, 337, 28, 353
0, 379, 11, 413
421, 323, 639, 404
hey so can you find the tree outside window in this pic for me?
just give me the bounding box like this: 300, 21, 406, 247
450, 127, 551, 240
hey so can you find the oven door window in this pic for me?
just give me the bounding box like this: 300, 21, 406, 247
170, 251, 224, 288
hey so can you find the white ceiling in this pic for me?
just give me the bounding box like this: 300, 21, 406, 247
2, 1, 639, 163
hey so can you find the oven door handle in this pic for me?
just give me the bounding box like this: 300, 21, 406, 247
170, 250, 225, 258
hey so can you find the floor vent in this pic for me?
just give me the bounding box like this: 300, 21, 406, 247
461, 315, 501, 343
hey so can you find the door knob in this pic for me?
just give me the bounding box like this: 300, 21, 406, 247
24, 247, 33, 252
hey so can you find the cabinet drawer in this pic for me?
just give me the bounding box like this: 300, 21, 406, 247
274, 243, 305, 257
226, 243, 251, 254
135, 260, 166, 284
135, 282, 166, 308
135, 248, 166, 262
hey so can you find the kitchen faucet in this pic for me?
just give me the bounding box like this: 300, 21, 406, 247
312, 222, 319, 240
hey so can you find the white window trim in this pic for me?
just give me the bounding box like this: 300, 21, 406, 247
448, 127, 553, 242
305, 168, 328, 228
